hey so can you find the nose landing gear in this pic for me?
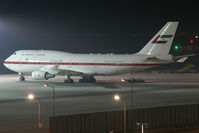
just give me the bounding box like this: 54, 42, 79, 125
19, 73, 25, 81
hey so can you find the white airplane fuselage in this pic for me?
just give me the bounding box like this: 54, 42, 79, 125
4, 50, 169, 76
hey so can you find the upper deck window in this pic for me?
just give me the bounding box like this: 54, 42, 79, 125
37, 54, 45, 56
21, 54, 34, 56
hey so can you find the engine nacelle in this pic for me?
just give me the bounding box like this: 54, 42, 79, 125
32, 71, 55, 80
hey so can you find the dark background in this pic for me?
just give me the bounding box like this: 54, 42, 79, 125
0, 0, 199, 74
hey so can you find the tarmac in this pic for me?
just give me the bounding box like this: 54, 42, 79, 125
0, 73, 199, 133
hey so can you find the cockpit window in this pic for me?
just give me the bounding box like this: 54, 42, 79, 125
13, 52, 16, 55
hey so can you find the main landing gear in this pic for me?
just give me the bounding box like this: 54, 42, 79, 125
79, 76, 96, 83
64, 75, 96, 83
19, 73, 25, 81
64, 75, 74, 83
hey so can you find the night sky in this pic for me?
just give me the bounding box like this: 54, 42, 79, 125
0, 0, 198, 73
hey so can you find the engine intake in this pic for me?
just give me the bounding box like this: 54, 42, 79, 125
32, 71, 55, 80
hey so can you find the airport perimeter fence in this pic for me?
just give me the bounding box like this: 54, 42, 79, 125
49, 103, 199, 133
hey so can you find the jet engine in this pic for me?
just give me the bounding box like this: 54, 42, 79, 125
32, 71, 55, 80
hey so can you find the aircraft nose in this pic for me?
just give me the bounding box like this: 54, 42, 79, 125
3, 57, 10, 68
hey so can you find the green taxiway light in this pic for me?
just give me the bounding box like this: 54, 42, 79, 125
174, 45, 179, 50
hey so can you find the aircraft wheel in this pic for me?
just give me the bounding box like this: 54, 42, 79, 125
19, 76, 25, 81
64, 79, 74, 83
79, 77, 96, 83
79, 79, 84, 83
69, 79, 74, 83
89, 78, 96, 83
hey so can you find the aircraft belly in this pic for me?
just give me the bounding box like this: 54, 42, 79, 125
130, 66, 154, 72
95, 66, 131, 75
97, 66, 156, 75
60, 65, 133, 76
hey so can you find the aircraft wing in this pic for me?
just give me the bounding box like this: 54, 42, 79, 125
40, 65, 60, 74
40, 64, 93, 76
57, 67, 92, 76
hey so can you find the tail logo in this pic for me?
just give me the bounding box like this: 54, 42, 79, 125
152, 35, 173, 44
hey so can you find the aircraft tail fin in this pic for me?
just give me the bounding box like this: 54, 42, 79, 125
137, 22, 179, 55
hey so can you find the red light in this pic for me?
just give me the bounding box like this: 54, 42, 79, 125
190, 39, 194, 44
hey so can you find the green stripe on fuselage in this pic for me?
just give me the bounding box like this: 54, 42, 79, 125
160, 35, 173, 38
